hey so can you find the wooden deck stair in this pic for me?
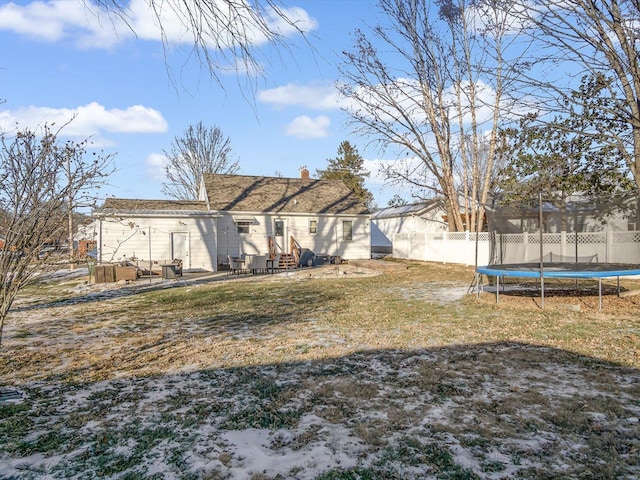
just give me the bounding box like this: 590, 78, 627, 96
267, 235, 302, 270
278, 253, 297, 269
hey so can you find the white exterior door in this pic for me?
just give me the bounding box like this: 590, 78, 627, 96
274, 219, 286, 253
171, 232, 189, 265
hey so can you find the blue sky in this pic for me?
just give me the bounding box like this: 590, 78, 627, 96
0, 0, 408, 208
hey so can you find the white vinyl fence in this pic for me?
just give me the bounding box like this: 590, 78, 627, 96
393, 231, 640, 266
393, 232, 491, 266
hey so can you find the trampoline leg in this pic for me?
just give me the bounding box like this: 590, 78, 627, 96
599, 278, 602, 311
541, 276, 544, 310
496, 275, 500, 304
617, 276, 620, 297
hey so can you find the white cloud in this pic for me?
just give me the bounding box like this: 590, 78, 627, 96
145, 152, 168, 181
243, 5, 317, 46
265, 6, 317, 38
363, 154, 443, 208
0, 101, 168, 137
258, 83, 341, 110
0, 0, 83, 41
363, 157, 425, 207
469, 0, 535, 37
363, 158, 389, 185
284, 115, 330, 139
0, 0, 317, 50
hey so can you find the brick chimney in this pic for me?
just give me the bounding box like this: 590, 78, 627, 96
300, 166, 310, 181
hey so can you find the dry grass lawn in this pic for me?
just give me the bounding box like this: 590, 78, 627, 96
0, 260, 639, 479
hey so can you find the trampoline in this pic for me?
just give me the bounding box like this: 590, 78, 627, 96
475, 192, 640, 310
476, 262, 640, 310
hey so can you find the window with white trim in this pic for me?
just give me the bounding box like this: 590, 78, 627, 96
274, 220, 284, 236
309, 219, 318, 235
343, 220, 353, 241
237, 221, 251, 234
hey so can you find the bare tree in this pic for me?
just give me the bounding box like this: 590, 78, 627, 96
162, 122, 239, 200
0, 124, 113, 346
339, 0, 527, 231
90, 0, 312, 88
513, 0, 640, 191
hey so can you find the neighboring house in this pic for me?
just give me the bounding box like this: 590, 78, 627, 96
487, 194, 639, 234
371, 200, 448, 255
93, 169, 371, 271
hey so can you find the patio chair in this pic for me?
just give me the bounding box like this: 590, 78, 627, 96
246, 254, 268, 274
228, 255, 245, 275
171, 258, 183, 276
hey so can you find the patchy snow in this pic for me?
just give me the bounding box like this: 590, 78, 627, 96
2, 346, 638, 479
1, 267, 639, 479
220, 423, 360, 480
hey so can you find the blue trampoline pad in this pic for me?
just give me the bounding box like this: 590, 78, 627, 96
477, 263, 640, 279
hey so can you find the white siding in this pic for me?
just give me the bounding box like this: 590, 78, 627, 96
216, 213, 370, 264
373, 210, 447, 247
98, 215, 218, 271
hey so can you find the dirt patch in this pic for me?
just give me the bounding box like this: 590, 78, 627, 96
385, 281, 470, 305
474, 278, 640, 314
349, 258, 410, 272
262, 263, 382, 280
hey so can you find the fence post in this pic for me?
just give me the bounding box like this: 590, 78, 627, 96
443, 231, 448, 264
465, 230, 470, 266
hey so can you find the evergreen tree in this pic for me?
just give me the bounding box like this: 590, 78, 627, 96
317, 141, 374, 209
387, 194, 409, 207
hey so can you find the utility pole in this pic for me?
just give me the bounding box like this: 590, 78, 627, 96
66, 148, 75, 265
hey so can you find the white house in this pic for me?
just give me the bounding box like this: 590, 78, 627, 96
93, 169, 371, 271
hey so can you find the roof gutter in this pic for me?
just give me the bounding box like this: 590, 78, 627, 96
94, 210, 222, 218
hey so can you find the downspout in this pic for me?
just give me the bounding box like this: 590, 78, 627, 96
98, 218, 103, 263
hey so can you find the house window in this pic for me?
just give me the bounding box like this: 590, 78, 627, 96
343, 220, 353, 241
309, 219, 318, 235
237, 221, 251, 234
274, 220, 284, 236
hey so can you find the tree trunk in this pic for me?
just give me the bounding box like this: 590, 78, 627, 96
0, 309, 5, 348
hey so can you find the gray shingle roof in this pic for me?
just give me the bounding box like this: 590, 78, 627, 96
372, 200, 443, 219
100, 198, 208, 212
202, 174, 370, 215
97, 174, 370, 216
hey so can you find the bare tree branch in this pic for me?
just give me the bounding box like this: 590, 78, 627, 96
88, 0, 313, 92
162, 121, 239, 200
340, 0, 530, 231
512, 0, 640, 191
0, 124, 113, 346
